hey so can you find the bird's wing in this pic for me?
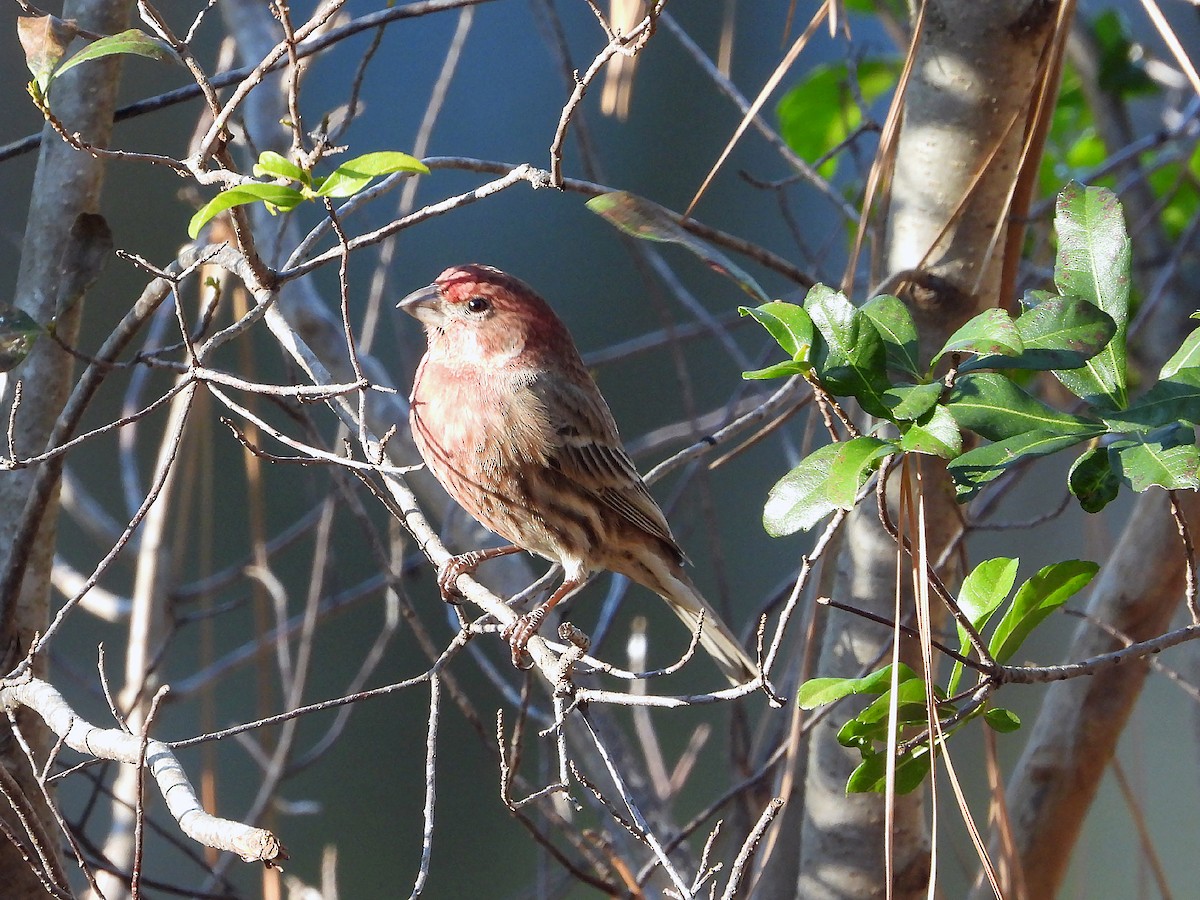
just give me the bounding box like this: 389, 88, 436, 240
527, 373, 682, 555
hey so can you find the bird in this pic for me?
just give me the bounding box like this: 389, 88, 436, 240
398, 264, 759, 685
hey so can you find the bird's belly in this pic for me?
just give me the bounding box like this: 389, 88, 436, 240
411, 397, 560, 559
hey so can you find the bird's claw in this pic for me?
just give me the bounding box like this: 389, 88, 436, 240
503, 608, 546, 670
435, 554, 478, 605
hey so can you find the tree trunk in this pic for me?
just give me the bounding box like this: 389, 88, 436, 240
0, 0, 134, 895
796, 3, 1061, 896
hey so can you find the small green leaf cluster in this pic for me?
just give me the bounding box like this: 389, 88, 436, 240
798, 558, 1097, 794
740, 182, 1199, 795
187, 151, 429, 239
744, 183, 1200, 538
583, 184, 1195, 795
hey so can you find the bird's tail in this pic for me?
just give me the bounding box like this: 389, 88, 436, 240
656, 569, 759, 687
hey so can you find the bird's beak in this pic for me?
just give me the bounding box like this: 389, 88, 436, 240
397, 282, 444, 327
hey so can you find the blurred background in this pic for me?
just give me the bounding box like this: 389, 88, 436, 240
1, 1, 1199, 897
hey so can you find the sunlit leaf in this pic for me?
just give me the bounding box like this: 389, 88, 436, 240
949, 430, 1097, 501
947, 557, 1018, 694
776, 60, 897, 178
253, 150, 310, 186
961, 294, 1117, 373
932, 308, 1023, 368
984, 708, 1021, 733
847, 747, 932, 795
586, 192, 771, 302
862, 294, 921, 379
1109, 424, 1200, 492
806, 285, 891, 417
882, 382, 943, 422
898, 405, 962, 458
740, 300, 813, 361
188, 184, 305, 239
838, 678, 938, 747
763, 436, 892, 536
1102, 368, 1200, 433
946, 373, 1104, 442
742, 360, 806, 381
1052, 183, 1130, 409
797, 663, 919, 709
314, 150, 428, 198
989, 560, 1099, 663
1160, 327, 1200, 379
52, 29, 178, 91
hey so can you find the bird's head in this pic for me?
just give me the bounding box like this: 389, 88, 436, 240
398, 264, 574, 366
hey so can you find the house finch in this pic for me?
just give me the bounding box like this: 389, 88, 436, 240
399, 264, 758, 685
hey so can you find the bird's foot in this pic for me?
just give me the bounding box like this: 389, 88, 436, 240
502, 607, 548, 670
434, 545, 523, 604
436, 552, 483, 604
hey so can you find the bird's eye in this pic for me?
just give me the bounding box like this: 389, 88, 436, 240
465, 296, 491, 314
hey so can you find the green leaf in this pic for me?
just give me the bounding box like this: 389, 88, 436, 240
1152, 152, 1200, 241
838, 678, 946, 748
1102, 368, 1200, 432
188, 184, 305, 239
1093, 10, 1158, 97
253, 150, 310, 185
314, 150, 428, 198
586, 192, 771, 303
740, 301, 813, 362
1052, 183, 1130, 409
776, 60, 897, 178
948, 557, 1019, 694
1069, 446, 1120, 513
805, 286, 891, 418
984, 707, 1022, 733
898, 405, 962, 458
959, 558, 1020, 630
797, 663, 919, 709
882, 382, 943, 422
52, 29, 178, 89
933, 308, 1023, 368
1109, 424, 1200, 492
846, 747, 932, 795
0, 305, 43, 373
946, 373, 1104, 442
764, 437, 893, 536
1160, 327, 1200, 379
742, 360, 807, 381
949, 430, 1097, 501
961, 294, 1117, 373
989, 560, 1099, 663
862, 294, 921, 379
